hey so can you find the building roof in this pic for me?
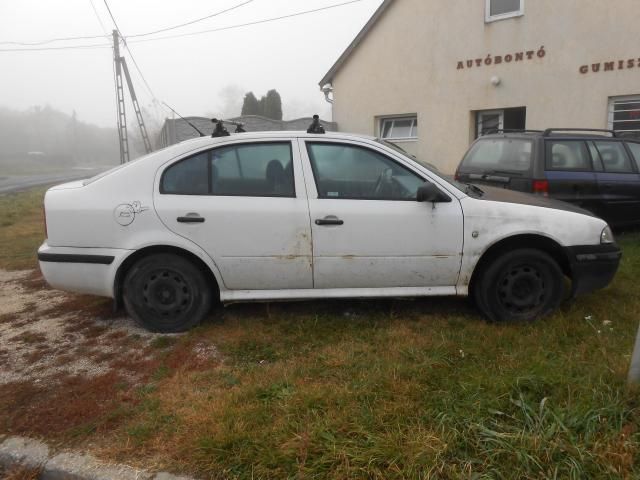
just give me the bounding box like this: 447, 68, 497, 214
318, 0, 395, 87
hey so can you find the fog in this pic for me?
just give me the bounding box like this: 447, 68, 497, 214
0, 0, 384, 127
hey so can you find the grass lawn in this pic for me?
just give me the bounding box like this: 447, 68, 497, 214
1, 187, 639, 479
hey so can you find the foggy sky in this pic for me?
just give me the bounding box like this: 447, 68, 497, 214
0, 0, 385, 128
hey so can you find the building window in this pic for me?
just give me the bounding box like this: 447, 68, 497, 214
485, 0, 524, 22
475, 107, 526, 137
608, 96, 640, 138
380, 116, 418, 141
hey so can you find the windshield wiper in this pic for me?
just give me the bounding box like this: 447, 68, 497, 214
488, 169, 523, 177
465, 184, 485, 197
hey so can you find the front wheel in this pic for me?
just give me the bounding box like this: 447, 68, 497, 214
474, 249, 565, 323
123, 253, 212, 333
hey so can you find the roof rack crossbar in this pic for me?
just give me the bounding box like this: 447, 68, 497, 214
484, 129, 544, 134
543, 128, 617, 138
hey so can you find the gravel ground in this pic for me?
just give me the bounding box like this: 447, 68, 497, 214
0, 269, 161, 385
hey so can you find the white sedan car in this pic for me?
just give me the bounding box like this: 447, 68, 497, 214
38, 130, 621, 332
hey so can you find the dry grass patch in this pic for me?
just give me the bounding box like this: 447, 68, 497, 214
0, 464, 42, 480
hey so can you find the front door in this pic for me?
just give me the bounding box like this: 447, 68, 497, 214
154, 140, 313, 290
299, 139, 463, 289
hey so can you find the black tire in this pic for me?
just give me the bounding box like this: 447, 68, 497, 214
474, 249, 565, 323
123, 253, 212, 333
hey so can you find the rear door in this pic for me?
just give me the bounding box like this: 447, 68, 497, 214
456, 137, 534, 192
154, 139, 313, 290
299, 139, 463, 290
543, 139, 599, 211
591, 140, 640, 225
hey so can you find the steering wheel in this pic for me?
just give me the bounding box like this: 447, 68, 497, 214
372, 168, 393, 197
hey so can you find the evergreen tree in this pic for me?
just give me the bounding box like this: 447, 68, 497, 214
241, 92, 261, 115
263, 89, 283, 120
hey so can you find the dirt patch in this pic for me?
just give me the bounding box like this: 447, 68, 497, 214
0, 269, 164, 385
0, 268, 221, 443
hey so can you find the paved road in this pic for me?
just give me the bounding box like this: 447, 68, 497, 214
0, 169, 107, 195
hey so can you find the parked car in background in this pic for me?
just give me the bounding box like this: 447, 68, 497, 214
39, 129, 620, 333
455, 129, 640, 227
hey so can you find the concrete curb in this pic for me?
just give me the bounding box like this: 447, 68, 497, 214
0, 436, 194, 480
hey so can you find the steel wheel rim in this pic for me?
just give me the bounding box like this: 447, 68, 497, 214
142, 268, 192, 318
497, 264, 545, 314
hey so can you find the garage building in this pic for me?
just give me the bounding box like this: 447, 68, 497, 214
319, 0, 640, 172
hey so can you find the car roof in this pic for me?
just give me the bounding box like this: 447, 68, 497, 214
174, 130, 378, 149
478, 129, 623, 140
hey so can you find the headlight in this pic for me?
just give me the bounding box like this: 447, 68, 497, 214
601, 226, 615, 244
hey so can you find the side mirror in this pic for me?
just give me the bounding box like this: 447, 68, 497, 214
416, 182, 451, 203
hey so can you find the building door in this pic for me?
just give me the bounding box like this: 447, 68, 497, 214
476, 107, 526, 137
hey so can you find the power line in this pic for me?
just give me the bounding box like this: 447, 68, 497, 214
0, 43, 111, 52
0, 0, 365, 53
88, 0, 110, 36
102, 0, 161, 104
0, 0, 251, 46
128, 0, 255, 38
127, 0, 365, 44
0, 33, 107, 46
102, 0, 126, 40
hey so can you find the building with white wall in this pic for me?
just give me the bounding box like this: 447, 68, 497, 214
320, 0, 640, 172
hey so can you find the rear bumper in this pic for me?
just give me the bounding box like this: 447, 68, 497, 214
565, 244, 622, 296
38, 243, 131, 298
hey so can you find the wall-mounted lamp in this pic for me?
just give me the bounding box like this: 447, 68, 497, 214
321, 84, 334, 104
491, 76, 501, 87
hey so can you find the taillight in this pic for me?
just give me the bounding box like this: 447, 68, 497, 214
454, 171, 460, 181
532, 179, 549, 196
43, 202, 48, 238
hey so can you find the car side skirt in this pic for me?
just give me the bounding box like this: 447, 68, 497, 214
221, 286, 459, 304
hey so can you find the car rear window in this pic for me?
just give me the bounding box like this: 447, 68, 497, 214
460, 138, 533, 172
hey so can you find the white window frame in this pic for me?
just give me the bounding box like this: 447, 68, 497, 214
485, 0, 524, 23
379, 116, 418, 142
476, 109, 504, 137
608, 95, 640, 137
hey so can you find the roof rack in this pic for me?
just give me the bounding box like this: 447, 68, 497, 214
484, 129, 544, 135
307, 115, 325, 134
543, 128, 617, 138
211, 118, 246, 138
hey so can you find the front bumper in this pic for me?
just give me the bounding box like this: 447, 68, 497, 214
565, 244, 622, 296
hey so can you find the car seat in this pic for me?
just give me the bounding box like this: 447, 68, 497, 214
266, 160, 287, 195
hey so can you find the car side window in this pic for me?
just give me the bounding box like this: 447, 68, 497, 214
594, 141, 634, 174
161, 142, 295, 197
306, 142, 424, 200
546, 141, 592, 171
161, 152, 209, 195
625, 142, 640, 170
212, 143, 295, 197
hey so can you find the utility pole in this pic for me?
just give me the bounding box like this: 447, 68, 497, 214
112, 30, 153, 164
113, 30, 129, 164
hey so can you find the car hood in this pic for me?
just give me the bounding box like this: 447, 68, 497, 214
475, 185, 596, 217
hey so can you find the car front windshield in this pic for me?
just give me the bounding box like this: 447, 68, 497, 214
376, 139, 470, 193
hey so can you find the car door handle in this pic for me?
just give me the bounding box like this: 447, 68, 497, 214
315, 216, 344, 226
177, 214, 205, 223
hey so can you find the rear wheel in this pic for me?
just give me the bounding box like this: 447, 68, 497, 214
474, 249, 565, 323
123, 253, 212, 333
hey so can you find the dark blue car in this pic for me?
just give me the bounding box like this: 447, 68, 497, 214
455, 129, 640, 227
